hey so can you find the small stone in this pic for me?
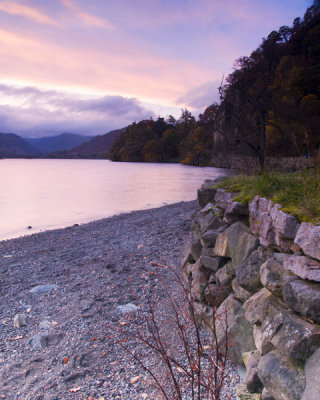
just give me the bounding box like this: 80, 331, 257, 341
117, 303, 139, 313
30, 284, 59, 293
14, 313, 27, 328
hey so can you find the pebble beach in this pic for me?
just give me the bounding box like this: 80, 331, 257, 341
0, 201, 240, 400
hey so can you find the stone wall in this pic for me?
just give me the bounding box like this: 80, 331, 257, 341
183, 179, 320, 400
210, 154, 314, 172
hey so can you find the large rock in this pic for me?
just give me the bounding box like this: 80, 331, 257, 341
214, 189, 237, 210
261, 388, 275, 400
202, 255, 227, 272
260, 257, 284, 297
253, 324, 275, 355
201, 230, 219, 248
249, 196, 299, 250
197, 187, 217, 207
236, 247, 273, 293
294, 223, 320, 261
216, 294, 255, 364
214, 222, 259, 269
257, 350, 306, 400
223, 201, 249, 225
244, 288, 320, 361
283, 272, 320, 323
283, 255, 320, 282
302, 347, 320, 400
232, 278, 252, 303
190, 259, 210, 302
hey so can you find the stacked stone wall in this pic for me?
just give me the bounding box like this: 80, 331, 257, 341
183, 179, 320, 400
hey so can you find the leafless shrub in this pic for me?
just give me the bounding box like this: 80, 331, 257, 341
114, 267, 231, 400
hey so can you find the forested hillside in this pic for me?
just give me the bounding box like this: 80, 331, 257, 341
109, 107, 215, 165
110, 5, 320, 168
216, 5, 320, 167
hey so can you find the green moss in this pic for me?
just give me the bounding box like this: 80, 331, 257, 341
215, 169, 320, 224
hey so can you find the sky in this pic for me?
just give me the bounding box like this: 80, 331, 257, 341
0, 0, 313, 137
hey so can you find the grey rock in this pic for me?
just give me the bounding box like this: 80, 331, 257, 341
270, 203, 299, 239
223, 201, 249, 225
253, 324, 275, 355
245, 351, 263, 393
201, 230, 219, 248
232, 278, 251, 303
244, 288, 320, 361
257, 350, 306, 400
190, 259, 210, 302
216, 294, 255, 364
284, 255, 320, 282
202, 256, 227, 272
260, 257, 283, 297
215, 189, 237, 210
283, 273, 320, 323
236, 246, 273, 293
205, 283, 230, 306
302, 347, 320, 400
243, 288, 277, 325
214, 222, 259, 269
14, 313, 27, 328
216, 264, 234, 287
294, 223, 320, 261
191, 241, 202, 261
197, 187, 217, 207
117, 303, 140, 313
30, 284, 59, 294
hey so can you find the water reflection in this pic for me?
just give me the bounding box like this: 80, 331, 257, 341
0, 159, 228, 240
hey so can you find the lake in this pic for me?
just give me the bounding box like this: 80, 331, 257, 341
0, 159, 228, 240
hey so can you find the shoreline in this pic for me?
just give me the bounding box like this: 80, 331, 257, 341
0, 200, 240, 399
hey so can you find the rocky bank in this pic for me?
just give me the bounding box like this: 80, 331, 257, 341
184, 179, 320, 400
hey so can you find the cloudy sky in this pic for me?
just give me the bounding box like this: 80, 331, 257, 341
0, 0, 312, 137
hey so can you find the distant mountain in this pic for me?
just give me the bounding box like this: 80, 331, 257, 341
0, 133, 40, 157
25, 133, 91, 153
62, 128, 125, 158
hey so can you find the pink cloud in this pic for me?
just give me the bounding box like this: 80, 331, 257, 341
0, 1, 61, 27
60, 0, 114, 29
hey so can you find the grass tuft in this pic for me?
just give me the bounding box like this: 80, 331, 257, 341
215, 168, 320, 224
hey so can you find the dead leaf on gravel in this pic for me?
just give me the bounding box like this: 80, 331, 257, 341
69, 387, 81, 392
98, 397, 105, 400
130, 375, 141, 384
63, 357, 68, 364
119, 321, 126, 326
176, 366, 186, 374
10, 335, 23, 341
52, 320, 58, 326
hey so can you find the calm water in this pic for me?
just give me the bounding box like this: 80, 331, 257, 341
0, 159, 227, 240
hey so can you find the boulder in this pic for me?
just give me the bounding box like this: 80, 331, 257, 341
190, 259, 210, 302
244, 288, 320, 361
201, 230, 219, 248
197, 187, 217, 207
236, 247, 273, 293
215, 264, 234, 287
260, 257, 284, 297
214, 189, 237, 210
270, 203, 299, 239
294, 223, 320, 261
257, 350, 306, 400
283, 272, 320, 323
302, 347, 320, 400
205, 283, 230, 306
191, 241, 202, 261
216, 294, 255, 364
232, 278, 252, 303
253, 324, 275, 355
245, 351, 263, 393
223, 201, 249, 225
283, 255, 320, 282
214, 222, 259, 269
202, 256, 227, 272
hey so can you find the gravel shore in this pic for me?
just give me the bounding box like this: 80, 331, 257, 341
0, 201, 240, 400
